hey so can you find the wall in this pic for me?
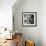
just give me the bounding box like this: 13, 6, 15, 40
41, 0, 46, 46
0, 0, 16, 30
13, 0, 41, 46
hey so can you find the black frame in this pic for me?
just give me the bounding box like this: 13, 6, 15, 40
22, 12, 37, 27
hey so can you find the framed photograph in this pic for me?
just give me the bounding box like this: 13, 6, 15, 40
22, 12, 37, 27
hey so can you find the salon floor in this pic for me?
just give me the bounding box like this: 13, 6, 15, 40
1, 39, 16, 46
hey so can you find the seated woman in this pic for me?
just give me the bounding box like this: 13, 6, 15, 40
14, 33, 22, 46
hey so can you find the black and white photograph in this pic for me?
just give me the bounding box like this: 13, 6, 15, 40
22, 12, 37, 27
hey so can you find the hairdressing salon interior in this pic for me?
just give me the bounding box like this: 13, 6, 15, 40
0, 0, 46, 46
